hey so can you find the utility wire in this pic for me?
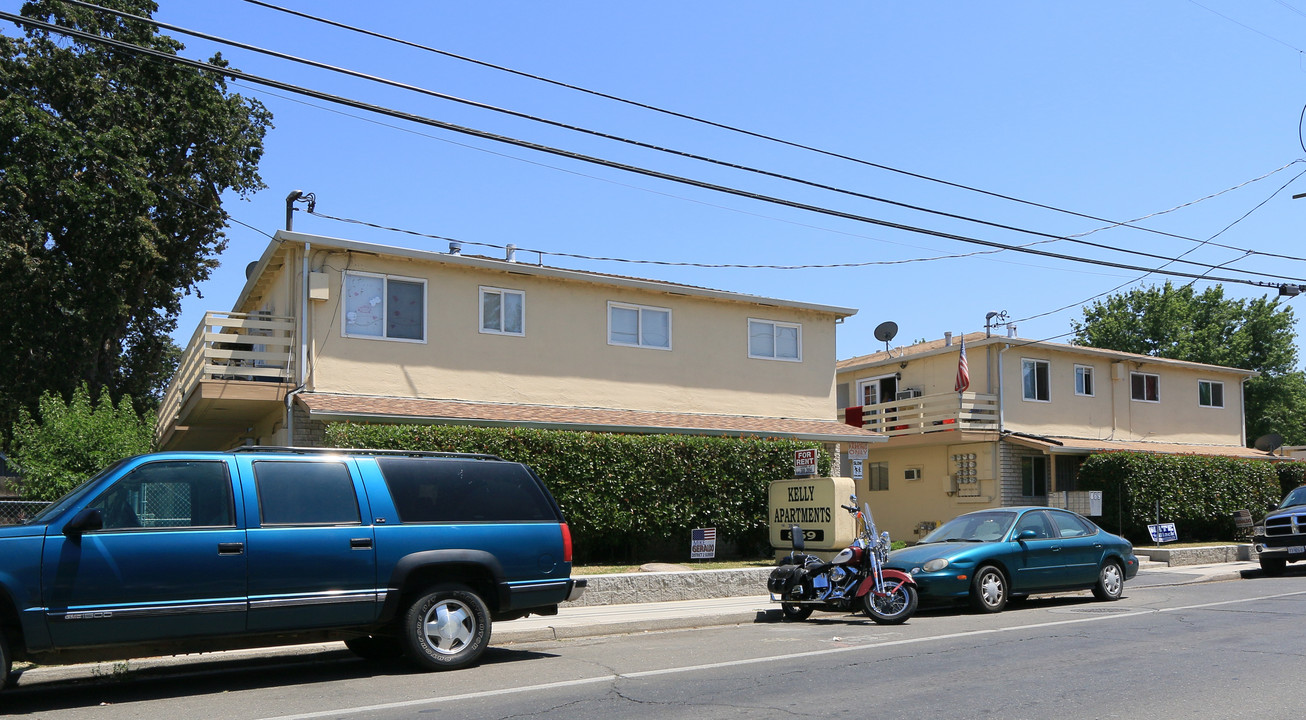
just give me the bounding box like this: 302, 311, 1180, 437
238, 0, 1303, 261
58, 0, 1306, 281
6, 10, 1303, 291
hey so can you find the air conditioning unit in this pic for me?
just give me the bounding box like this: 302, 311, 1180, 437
895, 388, 923, 400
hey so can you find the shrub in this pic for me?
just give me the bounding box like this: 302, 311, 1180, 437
9, 384, 155, 501
1076, 451, 1280, 542
325, 423, 831, 562
1276, 461, 1306, 497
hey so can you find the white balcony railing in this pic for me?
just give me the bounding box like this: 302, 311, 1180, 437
157, 311, 296, 427
840, 391, 999, 437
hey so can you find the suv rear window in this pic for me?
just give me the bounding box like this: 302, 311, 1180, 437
376, 458, 557, 523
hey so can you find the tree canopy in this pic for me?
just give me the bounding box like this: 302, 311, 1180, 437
0, 0, 271, 437
1071, 282, 1306, 445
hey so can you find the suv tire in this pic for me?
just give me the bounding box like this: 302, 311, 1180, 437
401, 584, 491, 671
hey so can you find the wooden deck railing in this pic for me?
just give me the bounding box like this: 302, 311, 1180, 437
157, 311, 296, 426
840, 391, 999, 437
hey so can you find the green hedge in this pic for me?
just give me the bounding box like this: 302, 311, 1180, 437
1276, 461, 1306, 496
1075, 452, 1281, 542
324, 423, 831, 562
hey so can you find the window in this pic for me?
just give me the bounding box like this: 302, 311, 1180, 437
254, 461, 361, 526
748, 319, 801, 361
376, 458, 557, 523
87, 461, 233, 530
1074, 364, 1095, 397
608, 302, 671, 349
343, 271, 425, 341
1199, 380, 1225, 408
1021, 359, 1050, 402
1021, 456, 1048, 497
865, 461, 889, 491
1131, 372, 1160, 402
480, 286, 524, 336
1048, 510, 1096, 539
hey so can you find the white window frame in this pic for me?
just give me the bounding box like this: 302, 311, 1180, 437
1074, 364, 1095, 397
607, 301, 672, 350
1021, 358, 1050, 402
1198, 379, 1225, 408
747, 318, 803, 362
479, 286, 526, 337
1131, 371, 1160, 403
341, 270, 427, 343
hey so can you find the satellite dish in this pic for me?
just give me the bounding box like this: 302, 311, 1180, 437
1254, 433, 1285, 454
873, 321, 899, 344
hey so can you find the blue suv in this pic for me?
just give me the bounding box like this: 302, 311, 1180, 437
0, 447, 584, 685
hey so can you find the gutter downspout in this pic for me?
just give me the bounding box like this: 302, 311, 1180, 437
282, 190, 312, 445
1240, 376, 1249, 448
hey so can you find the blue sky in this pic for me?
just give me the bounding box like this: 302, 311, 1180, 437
121, 2, 1306, 363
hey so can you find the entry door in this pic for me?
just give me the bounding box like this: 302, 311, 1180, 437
240, 458, 379, 631
43, 460, 246, 648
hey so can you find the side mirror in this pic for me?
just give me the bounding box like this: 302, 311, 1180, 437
63, 508, 103, 538
1017, 529, 1038, 541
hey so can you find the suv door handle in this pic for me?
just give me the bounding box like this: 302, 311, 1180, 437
350, 538, 373, 550
218, 542, 244, 555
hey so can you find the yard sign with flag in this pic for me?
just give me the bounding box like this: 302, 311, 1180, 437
955, 337, 970, 393
691, 528, 717, 559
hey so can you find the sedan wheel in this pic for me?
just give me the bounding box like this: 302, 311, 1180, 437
969, 565, 1008, 613
1091, 561, 1125, 601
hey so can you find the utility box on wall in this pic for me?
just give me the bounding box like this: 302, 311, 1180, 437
768, 476, 856, 561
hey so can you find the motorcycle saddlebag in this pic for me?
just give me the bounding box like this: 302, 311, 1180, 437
767, 564, 806, 595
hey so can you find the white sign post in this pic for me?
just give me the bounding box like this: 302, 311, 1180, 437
794, 449, 817, 477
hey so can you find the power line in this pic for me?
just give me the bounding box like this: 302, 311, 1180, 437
6, 10, 1304, 293
237, 0, 1303, 261
58, 0, 1306, 282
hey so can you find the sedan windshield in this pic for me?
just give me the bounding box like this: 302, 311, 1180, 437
920, 511, 1017, 543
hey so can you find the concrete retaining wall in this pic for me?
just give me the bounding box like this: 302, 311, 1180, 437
571, 567, 774, 607
1133, 544, 1253, 566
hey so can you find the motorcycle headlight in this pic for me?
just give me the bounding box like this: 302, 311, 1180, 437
922, 558, 950, 573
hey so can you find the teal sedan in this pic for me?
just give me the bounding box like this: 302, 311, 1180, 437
884, 506, 1138, 612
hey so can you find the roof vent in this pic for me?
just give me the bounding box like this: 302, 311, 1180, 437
944, 331, 953, 346
506, 244, 517, 263
449, 241, 462, 255
1007, 324, 1017, 338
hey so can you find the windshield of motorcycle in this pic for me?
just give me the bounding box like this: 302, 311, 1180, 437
919, 510, 1018, 543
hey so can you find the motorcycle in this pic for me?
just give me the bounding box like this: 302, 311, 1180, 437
767, 494, 918, 624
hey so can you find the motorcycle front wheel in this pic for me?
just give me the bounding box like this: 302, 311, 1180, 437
862, 579, 919, 625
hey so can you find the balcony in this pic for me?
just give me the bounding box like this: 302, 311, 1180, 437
156, 312, 296, 450
839, 391, 999, 438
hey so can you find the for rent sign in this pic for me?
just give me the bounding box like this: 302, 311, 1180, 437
793, 449, 818, 476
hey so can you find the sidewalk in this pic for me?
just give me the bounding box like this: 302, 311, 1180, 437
493, 559, 1259, 643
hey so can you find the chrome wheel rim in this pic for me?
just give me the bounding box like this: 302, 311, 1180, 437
871, 582, 908, 617
1102, 564, 1123, 597
980, 571, 1004, 608
421, 598, 476, 655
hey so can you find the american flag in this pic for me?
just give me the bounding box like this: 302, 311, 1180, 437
692, 528, 716, 542
954, 336, 970, 393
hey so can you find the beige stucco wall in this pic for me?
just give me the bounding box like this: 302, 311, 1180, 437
838, 340, 1247, 444
255, 245, 842, 420
847, 442, 1000, 542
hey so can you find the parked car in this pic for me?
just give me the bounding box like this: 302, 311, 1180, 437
0, 447, 584, 688
1252, 485, 1306, 575
884, 506, 1137, 612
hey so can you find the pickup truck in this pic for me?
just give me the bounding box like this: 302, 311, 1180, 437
1253, 485, 1306, 575
0, 447, 584, 687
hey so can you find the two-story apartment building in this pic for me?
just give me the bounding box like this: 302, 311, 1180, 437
835, 330, 1265, 541
156, 230, 882, 452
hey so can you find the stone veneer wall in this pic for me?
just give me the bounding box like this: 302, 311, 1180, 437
291, 404, 328, 447
999, 440, 1048, 507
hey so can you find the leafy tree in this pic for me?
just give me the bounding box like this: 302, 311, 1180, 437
1071, 282, 1306, 445
0, 0, 271, 436
10, 383, 155, 501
